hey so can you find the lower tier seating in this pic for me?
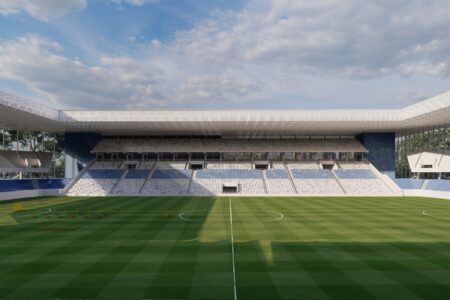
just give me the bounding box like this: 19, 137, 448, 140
141, 179, 190, 195
64, 160, 399, 196
68, 179, 117, 196
294, 179, 344, 195
266, 179, 295, 194
340, 179, 391, 195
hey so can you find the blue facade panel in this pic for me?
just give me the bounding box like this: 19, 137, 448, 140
357, 133, 395, 178
65, 133, 102, 164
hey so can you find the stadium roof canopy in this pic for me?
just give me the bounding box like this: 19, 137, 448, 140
1, 90, 450, 136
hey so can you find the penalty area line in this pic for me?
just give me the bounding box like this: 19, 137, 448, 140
229, 197, 237, 300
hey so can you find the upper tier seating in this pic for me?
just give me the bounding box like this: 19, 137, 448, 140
207, 163, 253, 169
138, 161, 155, 169
92, 161, 122, 169
291, 169, 334, 179
86, 169, 125, 179
152, 169, 192, 179
156, 162, 187, 169
288, 163, 320, 169
265, 169, 290, 179
196, 169, 262, 179
126, 169, 151, 179
334, 169, 376, 179
338, 162, 370, 169
271, 163, 287, 169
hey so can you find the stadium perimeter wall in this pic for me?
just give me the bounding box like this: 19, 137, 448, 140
357, 133, 396, 178
403, 190, 450, 200
0, 189, 61, 202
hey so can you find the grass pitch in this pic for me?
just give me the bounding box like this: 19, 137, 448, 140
1, 196, 450, 299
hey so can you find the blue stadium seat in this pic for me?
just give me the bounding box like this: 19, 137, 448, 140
126, 169, 151, 179
152, 169, 192, 179
265, 169, 290, 179
394, 179, 424, 189
291, 169, 333, 179
196, 169, 262, 179
424, 180, 450, 191
334, 169, 376, 179
87, 169, 125, 179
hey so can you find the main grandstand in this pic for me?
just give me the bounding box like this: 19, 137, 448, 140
1, 90, 450, 199
2, 90, 450, 300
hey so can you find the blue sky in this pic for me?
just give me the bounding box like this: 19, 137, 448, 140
0, 0, 450, 109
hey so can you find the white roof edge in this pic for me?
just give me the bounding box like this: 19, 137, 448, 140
0, 90, 59, 120
1, 90, 450, 132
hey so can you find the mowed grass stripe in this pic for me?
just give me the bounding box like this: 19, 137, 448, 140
50, 197, 182, 300
2, 197, 159, 299
1, 196, 450, 299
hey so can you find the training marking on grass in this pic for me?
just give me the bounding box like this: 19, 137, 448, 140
229, 197, 237, 300
267, 212, 284, 222
422, 210, 450, 221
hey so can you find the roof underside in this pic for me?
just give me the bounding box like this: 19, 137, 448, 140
1, 90, 450, 136
92, 138, 368, 153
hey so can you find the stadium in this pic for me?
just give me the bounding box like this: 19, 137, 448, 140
0, 89, 450, 299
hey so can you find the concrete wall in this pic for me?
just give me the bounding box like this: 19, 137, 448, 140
403, 189, 450, 200
64, 132, 102, 178
0, 189, 61, 202
357, 133, 396, 178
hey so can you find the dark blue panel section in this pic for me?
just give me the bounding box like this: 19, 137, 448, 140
126, 169, 151, 179
65, 133, 102, 164
87, 169, 125, 179
36, 179, 67, 189
357, 133, 395, 177
0, 180, 34, 192
152, 169, 192, 179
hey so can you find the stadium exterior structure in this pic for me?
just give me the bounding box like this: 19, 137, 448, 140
1, 90, 450, 198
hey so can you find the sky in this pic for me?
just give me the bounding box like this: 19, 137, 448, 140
0, 0, 450, 110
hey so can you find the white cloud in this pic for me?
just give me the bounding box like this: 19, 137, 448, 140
0, 0, 87, 21
176, 75, 261, 103
171, 0, 450, 79
0, 35, 166, 108
111, 0, 160, 6
2, 0, 450, 108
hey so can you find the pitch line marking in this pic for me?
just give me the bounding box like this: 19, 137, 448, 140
422, 210, 450, 221
229, 198, 237, 300
178, 212, 190, 221
178, 209, 207, 222
267, 212, 284, 222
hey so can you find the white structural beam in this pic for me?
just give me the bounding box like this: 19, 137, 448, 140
1, 90, 450, 135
